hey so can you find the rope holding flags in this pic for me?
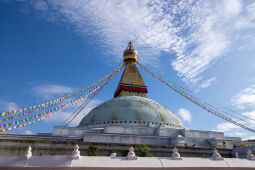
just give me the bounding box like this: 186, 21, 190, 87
64, 63, 125, 126
0, 64, 124, 132
136, 61, 255, 134
0, 80, 107, 128
0, 65, 121, 118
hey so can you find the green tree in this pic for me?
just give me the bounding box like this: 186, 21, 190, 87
240, 142, 246, 147
87, 145, 98, 156
136, 144, 154, 157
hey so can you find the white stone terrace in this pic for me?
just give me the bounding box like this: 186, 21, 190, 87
0, 156, 255, 169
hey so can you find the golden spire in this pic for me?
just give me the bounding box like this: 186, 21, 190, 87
127, 41, 134, 49
114, 42, 147, 98
123, 41, 138, 63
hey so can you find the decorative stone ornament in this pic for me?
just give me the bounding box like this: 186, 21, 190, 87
172, 147, 183, 160
127, 146, 138, 160
20, 146, 32, 160
70, 144, 80, 160
111, 153, 117, 158
247, 149, 255, 160
235, 152, 239, 158
212, 148, 224, 160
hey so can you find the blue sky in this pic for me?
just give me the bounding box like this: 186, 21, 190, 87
1, 0, 255, 139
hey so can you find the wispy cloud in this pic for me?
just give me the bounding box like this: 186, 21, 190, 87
177, 108, 191, 123
194, 77, 216, 93
5, 0, 255, 86
213, 109, 255, 139
214, 122, 241, 132
213, 121, 255, 140
0, 100, 18, 112
242, 110, 255, 125
171, 0, 246, 84
9, 0, 251, 85
231, 84, 255, 109
24, 130, 33, 135
32, 0, 48, 11
199, 77, 217, 89
224, 85, 255, 139
243, 136, 255, 141
31, 84, 74, 99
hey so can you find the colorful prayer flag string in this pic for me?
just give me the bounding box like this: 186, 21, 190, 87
136, 62, 255, 134
0, 65, 122, 118
0, 64, 124, 132
0, 81, 106, 128
0, 74, 112, 123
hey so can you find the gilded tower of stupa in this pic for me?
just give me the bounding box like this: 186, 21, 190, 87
114, 41, 148, 98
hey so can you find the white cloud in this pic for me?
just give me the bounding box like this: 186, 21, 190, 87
199, 77, 216, 88
213, 122, 255, 140
168, 0, 241, 84
224, 131, 255, 140
226, 0, 242, 15
177, 108, 191, 123
32, 1, 48, 11
232, 84, 255, 109
44, 100, 102, 126
246, 2, 255, 21
241, 110, 255, 125
31, 84, 74, 99
213, 122, 241, 132
24, 130, 33, 135
213, 110, 255, 139
226, 131, 249, 137
13, 0, 250, 85
242, 110, 255, 119
8, 0, 255, 85
243, 136, 255, 141
194, 77, 216, 93
0, 100, 18, 112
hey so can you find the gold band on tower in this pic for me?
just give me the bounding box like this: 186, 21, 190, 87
123, 41, 137, 63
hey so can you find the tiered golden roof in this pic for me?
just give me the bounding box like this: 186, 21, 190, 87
123, 41, 137, 63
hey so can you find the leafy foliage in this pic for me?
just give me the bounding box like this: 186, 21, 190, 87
240, 142, 246, 147
88, 145, 98, 156
136, 144, 154, 157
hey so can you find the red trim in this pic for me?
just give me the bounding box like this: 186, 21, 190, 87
114, 85, 148, 98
